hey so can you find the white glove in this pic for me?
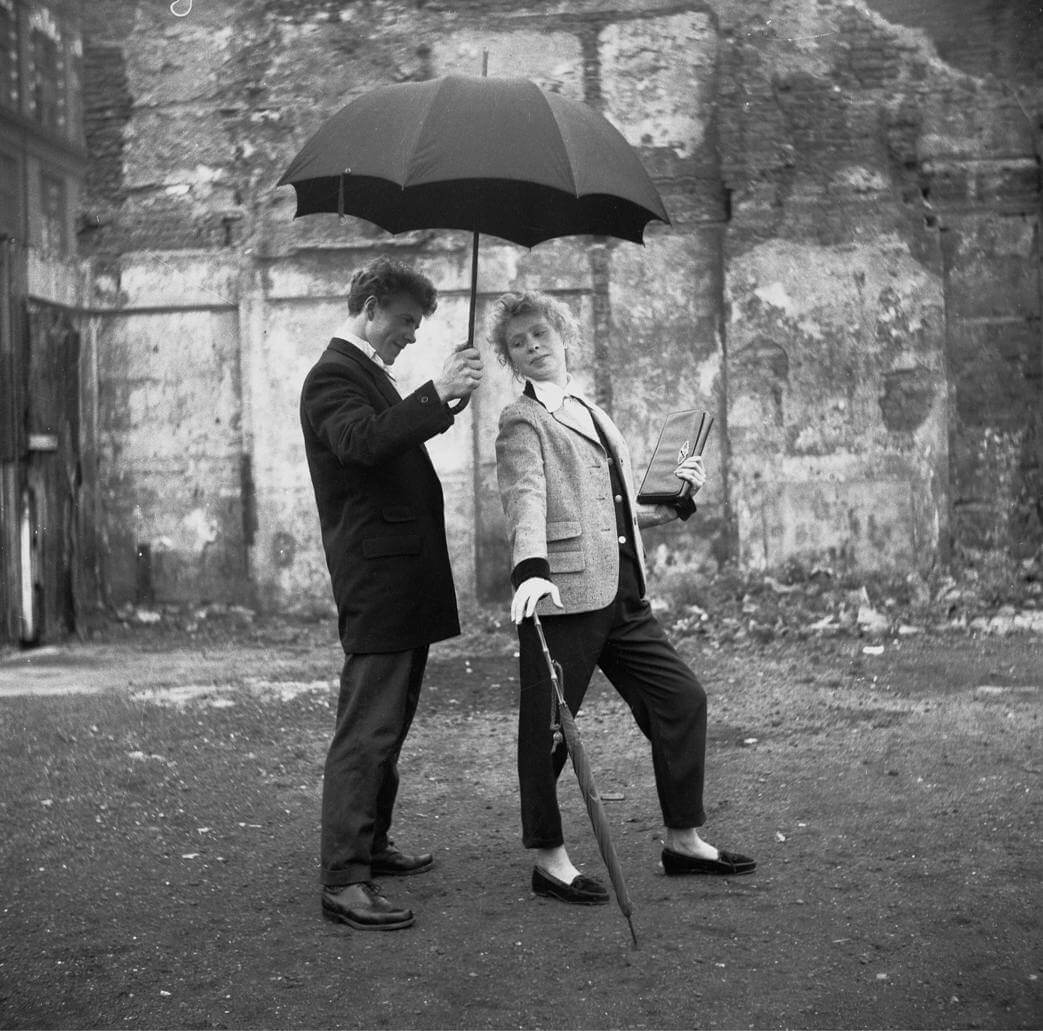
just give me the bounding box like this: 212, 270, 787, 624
511, 577, 563, 624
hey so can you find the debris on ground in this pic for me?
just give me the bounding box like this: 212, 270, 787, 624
656, 549, 1042, 645
9, 550, 1036, 662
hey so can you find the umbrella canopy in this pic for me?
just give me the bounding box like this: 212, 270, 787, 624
532, 614, 639, 948
277, 74, 669, 249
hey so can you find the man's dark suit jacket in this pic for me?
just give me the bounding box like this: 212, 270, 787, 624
300, 338, 461, 653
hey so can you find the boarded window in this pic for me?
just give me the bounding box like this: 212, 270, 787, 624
0, 3, 17, 111
0, 150, 18, 239
39, 170, 66, 254
29, 24, 64, 133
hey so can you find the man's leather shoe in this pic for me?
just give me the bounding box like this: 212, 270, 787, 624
532, 866, 610, 905
661, 847, 756, 876
370, 845, 434, 877
321, 881, 415, 930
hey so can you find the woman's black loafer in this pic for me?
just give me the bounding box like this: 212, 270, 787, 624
532, 866, 610, 904
661, 847, 756, 876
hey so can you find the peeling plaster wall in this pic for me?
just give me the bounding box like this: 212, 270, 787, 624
91, 253, 247, 604
727, 236, 946, 572
78, 0, 1041, 610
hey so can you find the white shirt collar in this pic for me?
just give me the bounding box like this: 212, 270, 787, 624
333, 320, 392, 376
531, 375, 587, 414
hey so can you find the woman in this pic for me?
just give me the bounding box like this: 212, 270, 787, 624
491, 291, 755, 905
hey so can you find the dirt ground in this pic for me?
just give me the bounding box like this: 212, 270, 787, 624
0, 605, 1040, 1030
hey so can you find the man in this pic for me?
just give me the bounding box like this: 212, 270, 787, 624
300, 256, 483, 930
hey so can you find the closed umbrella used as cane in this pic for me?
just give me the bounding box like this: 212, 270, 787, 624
532, 613, 639, 948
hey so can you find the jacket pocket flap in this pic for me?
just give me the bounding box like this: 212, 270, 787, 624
546, 520, 581, 542
363, 535, 422, 559
548, 550, 585, 574
382, 506, 416, 523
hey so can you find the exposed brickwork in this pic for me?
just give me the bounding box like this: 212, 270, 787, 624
712, 0, 1040, 574
865, 0, 1043, 88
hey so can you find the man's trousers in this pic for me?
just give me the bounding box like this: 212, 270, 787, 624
320, 646, 428, 886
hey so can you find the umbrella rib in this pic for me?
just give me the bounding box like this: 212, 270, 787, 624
394, 80, 445, 185
537, 87, 580, 198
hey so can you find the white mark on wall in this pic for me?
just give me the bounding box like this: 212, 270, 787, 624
150, 509, 218, 555
697, 347, 721, 400
754, 281, 794, 314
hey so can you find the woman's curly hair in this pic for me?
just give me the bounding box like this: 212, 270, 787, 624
486, 290, 579, 373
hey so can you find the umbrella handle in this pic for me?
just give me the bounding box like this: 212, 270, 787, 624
446, 291, 477, 418
443, 226, 481, 419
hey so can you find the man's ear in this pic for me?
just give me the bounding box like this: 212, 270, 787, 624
363, 296, 378, 318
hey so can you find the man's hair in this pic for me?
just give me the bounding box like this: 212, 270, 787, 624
486, 290, 579, 370
346, 257, 438, 317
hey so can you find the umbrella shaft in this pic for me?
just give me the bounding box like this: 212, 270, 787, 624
467, 229, 479, 345
532, 615, 564, 702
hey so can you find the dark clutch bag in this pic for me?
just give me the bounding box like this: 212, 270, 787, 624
636, 409, 714, 505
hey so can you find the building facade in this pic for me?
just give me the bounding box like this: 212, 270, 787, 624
0, 0, 95, 644
1, 0, 1040, 641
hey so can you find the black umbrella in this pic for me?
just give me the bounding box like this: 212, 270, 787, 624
532, 613, 639, 948
277, 73, 669, 347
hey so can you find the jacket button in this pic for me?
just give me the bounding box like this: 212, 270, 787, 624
420, 394, 429, 403
614, 494, 623, 503
618, 535, 627, 545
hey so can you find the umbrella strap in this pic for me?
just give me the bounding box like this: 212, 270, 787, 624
549, 660, 564, 753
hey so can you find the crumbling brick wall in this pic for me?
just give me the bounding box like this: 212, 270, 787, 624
77, 0, 1041, 610
715, 0, 1040, 573
868, 0, 1042, 563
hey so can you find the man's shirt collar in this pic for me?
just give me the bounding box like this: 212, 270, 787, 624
333, 321, 393, 377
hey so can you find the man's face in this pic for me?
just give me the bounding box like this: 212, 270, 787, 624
364, 293, 424, 366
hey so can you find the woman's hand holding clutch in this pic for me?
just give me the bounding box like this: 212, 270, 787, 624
675, 455, 706, 494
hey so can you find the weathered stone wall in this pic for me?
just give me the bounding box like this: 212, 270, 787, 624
77, 0, 1041, 612
866, 0, 1042, 568
89, 254, 248, 605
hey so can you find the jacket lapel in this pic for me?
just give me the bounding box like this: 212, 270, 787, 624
523, 381, 604, 452
587, 399, 637, 498
554, 403, 604, 450
327, 337, 403, 408
322, 338, 439, 475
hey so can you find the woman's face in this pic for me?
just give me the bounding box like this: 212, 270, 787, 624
504, 310, 568, 385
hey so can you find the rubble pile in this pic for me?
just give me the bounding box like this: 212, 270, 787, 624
98, 552, 1043, 649
659, 551, 1043, 645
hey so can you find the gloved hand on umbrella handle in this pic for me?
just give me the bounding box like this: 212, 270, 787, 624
512, 577, 563, 624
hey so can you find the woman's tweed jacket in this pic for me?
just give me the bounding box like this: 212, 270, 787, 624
495, 385, 648, 617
